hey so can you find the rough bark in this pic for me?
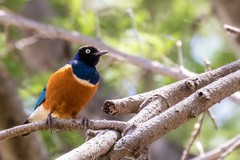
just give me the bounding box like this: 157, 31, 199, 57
103, 59, 240, 120
0, 119, 127, 140
56, 131, 120, 160
99, 70, 240, 159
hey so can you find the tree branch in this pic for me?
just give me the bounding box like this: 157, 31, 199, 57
103, 59, 240, 119
1, 9, 240, 160
56, 130, 120, 160
99, 70, 240, 159
224, 24, 240, 35
0, 9, 195, 79
0, 119, 127, 141
181, 113, 206, 160
191, 134, 240, 160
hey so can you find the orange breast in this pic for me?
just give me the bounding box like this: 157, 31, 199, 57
43, 64, 99, 118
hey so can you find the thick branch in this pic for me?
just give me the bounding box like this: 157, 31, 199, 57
100, 70, 240, 159
0, 9, 194, 79
103, 59, 240, 120
56, 130, 120, 160
191, 134, 240, 160
0, 119, 127, 140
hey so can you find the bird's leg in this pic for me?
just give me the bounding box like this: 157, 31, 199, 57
46, 110, 54, 134
76, 116, 89, 129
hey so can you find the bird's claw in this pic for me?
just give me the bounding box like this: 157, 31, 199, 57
46, 113, 54, 134
80, 117, 89, 129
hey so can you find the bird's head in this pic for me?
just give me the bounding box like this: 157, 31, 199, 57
74, 45, 108, 66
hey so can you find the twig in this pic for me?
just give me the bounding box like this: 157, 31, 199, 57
195, 141, 205, 157
99, 70, 240, 159
203, 58, 211, 72
176, 40, 184, 67
206, 109, 218, 130
181, 113, 206, 160
219, 138, 240, 159
191, 134, 240, 160
14, 36, 38, 49
224, 24, 240, 35
0, 119, 127, 140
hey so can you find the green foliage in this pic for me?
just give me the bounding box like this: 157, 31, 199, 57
1, 0, 27, 11
1, 52, 25, 80
212, 50, 237, 68
42, 131, 85, 158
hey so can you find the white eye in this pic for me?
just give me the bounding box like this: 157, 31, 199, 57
85, 49, 91, 54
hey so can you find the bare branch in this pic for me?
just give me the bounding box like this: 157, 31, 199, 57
56, 130, 120, 160
1, 9, 240, 160
103, 59, 240, 120
181, 58, 218, 160
219, 138, 240, 159
0, 9, 194, 79
195, 141, 205, 156
176, 40, 184, 67
191, 134, 240, 160
100, 70, 240, 159
224, 24, 240, 35
0, 119, 127, 140
181, 113, 206, 160
203, 58, 211, 72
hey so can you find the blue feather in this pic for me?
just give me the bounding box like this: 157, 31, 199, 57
34, 87, 46, 110
70, 60, 100, 85
34, 60, 99, 110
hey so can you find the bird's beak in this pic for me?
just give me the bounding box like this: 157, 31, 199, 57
94, 50, 108, 56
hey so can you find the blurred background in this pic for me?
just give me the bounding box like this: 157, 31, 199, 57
0, 0, 239, 159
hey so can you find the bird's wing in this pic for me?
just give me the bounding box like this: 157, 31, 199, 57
32, 62, 69, 111
34, 86, 46, 110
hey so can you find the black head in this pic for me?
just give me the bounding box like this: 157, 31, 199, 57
74, 45, 108, 66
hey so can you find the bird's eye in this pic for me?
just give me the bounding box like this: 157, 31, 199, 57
85, 49, 91, 54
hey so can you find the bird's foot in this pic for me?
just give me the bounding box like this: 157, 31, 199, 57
77, 116, 89, 129
46, 113, 54, 134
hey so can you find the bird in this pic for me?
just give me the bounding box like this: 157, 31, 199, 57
24, 45, 108, 126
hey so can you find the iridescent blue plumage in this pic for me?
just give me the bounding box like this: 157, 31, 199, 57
32, 46, 107, 111
34, 87, 46, 109
23, 45, 107, 137
71, 60, 100, 85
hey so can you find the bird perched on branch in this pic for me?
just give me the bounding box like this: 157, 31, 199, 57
24, 45, 108, 126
